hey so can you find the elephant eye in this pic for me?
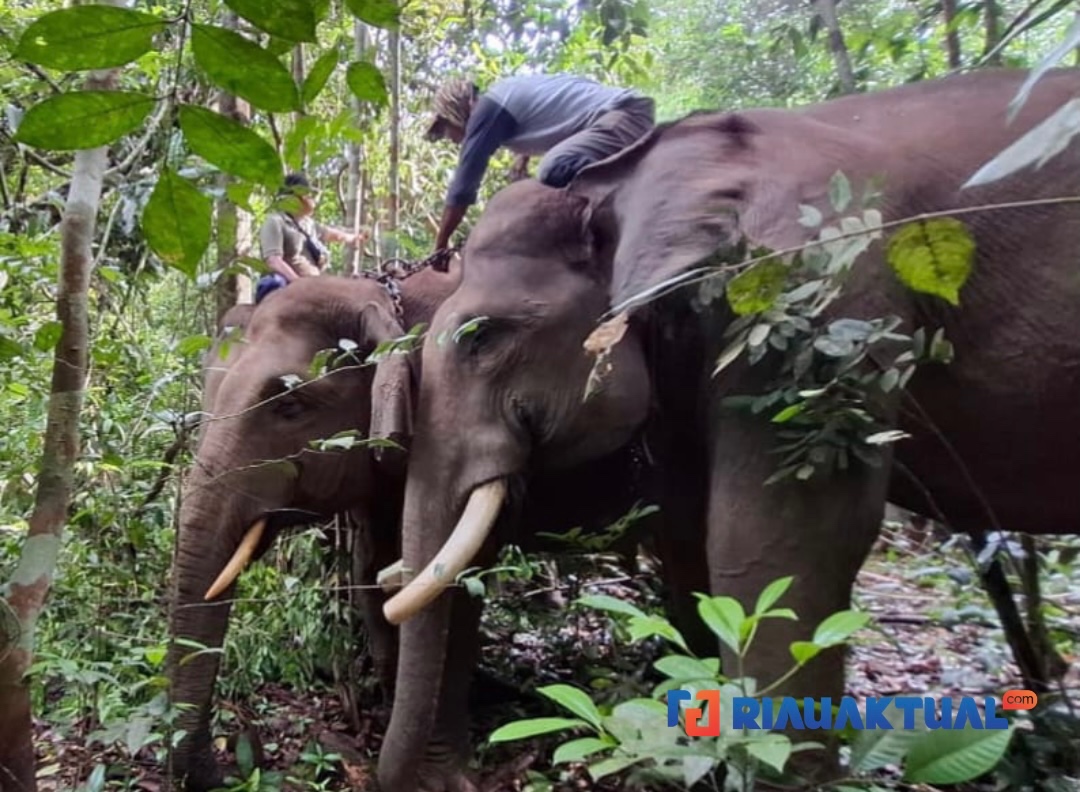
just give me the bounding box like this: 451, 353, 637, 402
273, 391, 307, 420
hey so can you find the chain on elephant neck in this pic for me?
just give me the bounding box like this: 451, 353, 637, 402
353, 246, 461, 318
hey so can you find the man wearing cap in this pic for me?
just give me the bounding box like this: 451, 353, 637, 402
256, 172, 367, 303
425, 73, 654, 255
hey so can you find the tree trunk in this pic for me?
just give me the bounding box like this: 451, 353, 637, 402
214, 11, 253, 322
345, 19, 369, 274
813, 0, 857, 94
942, 0, 962, 68
983, 0, 1003, 65
0, 59, 118, 792
388, 28, 401, 233
292, 44, 307, 171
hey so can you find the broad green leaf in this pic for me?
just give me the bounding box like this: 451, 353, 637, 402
683, 755, 716, 787
726, 258, 786, 316
789, 641, 821, 665
191, 24, 300, 113
851, 702, 927, 772
828, 171, 852, 212
903, 726, 1014, 784
177, 335, 212, 356
553, 737, 612, 765
345, 0, 401, 30
886, 218, 975, 306
488, 717, 587, 743
33, 321, 62, 352
179, 106, 282, 189
812, 610, 870, 647
754, 576, 794, 615
303, 49, 339, 105
14, 91, 154, 151
653, 655, 720, 682
575, 593, 646, 619
538, 685, 603, 730
696, 595, 745, 653
964, 98, 1080, 188
771, 403, 805, 423
142, 170, 212, 278
745, 733, 793, 774
224, 0, 317, 42
627, 615, 689, 651
346, 61, 389, 106
588, 755, 643, 782
15, 6, 164, 70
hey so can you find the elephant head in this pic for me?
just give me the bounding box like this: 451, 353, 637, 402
167, 270, 457, 790
378, 67, 1080, 789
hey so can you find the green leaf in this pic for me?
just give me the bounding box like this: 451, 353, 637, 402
851, 702, 927, 772
653, 655, 720, 682
142, 170, 212, 278
344, 0, 401, 30
771, 403, 804, 423
179, 106, 282, 189
224, 0, 317, 42
903, 726, 1014, 784
696, 595, 746, 653
303, 49, 339, 105
726, 258, 786, 316
575, 593, 646, 619
828, 171, 852, 212
588, 755, 643, 782
789, 641, 821, 665
488, 717, 588, 743
627, 615, 689, 651
538, 685, 603, 730
553, 737, 612, 765
14, 91, 155, 151
886, 218, 975, 306
754, 576, 794, 615
177, 335, 212, 356
15, 6, 163, 70
191, 24, 300, 113
745, 733, 793, 773
346, 61, 389, 106
33, 321, 62, 352
812, 609, 870, 647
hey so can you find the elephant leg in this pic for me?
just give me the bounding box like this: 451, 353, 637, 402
651, 453, 713, 657
418, 590, 482, 792
353, 512, 400, 695
705, 411, 887, 754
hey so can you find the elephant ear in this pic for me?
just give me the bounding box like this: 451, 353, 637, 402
571, 111, 839, 313
361, 303, 413, 468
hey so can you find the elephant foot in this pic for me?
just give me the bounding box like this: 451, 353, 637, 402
417, 765, 478, 792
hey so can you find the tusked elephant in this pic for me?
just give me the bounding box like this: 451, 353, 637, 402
167, 269, 457, 790
376, 67, 1080, 789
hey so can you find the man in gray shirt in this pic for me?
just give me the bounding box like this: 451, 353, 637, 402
425, 73, 655, 256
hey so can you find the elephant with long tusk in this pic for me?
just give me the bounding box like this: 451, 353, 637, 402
166, 270, 457, 791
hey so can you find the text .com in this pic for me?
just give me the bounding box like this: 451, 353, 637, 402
667, 689, 1037, 736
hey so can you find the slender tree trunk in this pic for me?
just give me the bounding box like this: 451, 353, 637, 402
214, 11, 253, 320
345, 19, 369, 274
388, 28, 401, 232
292, 44, 307, 171
0, 59, 118, 792
942, 0, 962, 68
1075, 8, 1080, 66
813, 0, 857, 94
983, 0, 1003, 65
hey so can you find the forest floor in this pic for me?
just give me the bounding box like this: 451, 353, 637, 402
33, 519, 1080, 791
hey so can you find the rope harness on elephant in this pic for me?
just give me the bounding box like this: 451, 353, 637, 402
353, 246, 460, 319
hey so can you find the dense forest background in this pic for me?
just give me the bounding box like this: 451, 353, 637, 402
1, 0, 1078, 789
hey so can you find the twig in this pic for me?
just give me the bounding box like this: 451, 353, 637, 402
22, 61, 62, 94
104, 99, 169, 179
0, 127, 71, 178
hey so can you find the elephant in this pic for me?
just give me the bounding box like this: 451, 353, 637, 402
167, 268, 458, 790
375, 67, 1080, 790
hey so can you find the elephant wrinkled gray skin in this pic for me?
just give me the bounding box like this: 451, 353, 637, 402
167, 270, 457, 791
377, 68, 1080, 790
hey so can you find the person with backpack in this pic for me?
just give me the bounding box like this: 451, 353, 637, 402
256, 172, 366, 303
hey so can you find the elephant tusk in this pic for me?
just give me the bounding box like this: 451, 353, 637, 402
377, 559, 405, 592
382, 480, 507, 625
204, 517, 266, 601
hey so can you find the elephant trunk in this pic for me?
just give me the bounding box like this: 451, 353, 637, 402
166, 492, 243, 790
